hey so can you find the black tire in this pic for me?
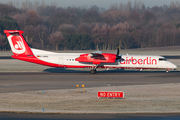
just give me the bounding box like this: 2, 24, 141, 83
90, 70, 96, 74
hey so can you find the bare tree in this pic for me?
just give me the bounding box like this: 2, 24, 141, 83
13, 10, 42, 29
100, 24, 111, 50
12, 13, 29, 29
49, 11, 79, 30
119, 2, 125, 11
37, 4, 57, 17
0, 34, 6, 50
23, 25, 36, 44
77, 23, 92, 34
49, 31, 65, 51
110, 22, 131, 49
133, 29, 145, 48
101, 11, 128, 25
157, 22, 176, 46
27, 10, 42, 26
126, 1, 132, 11
33, 1, 40, 10
142, 10, 156, 24
134, 0, 144, 10
59, 24, 76, 35
109, 3, 119, 11
116, 22, 130, 31
91, 24, 102, 50
0, 3, 19, 16
82, 6, 101, 23
7, 1, 14, 7
127, 11, 140, 23
35, 25, 48, 49
15, 1, 20, 8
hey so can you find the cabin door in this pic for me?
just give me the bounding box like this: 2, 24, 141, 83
58, 57, 64, 65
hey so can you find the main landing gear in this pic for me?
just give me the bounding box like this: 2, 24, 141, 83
90, 64, 98, 74
90, 69, 96, 74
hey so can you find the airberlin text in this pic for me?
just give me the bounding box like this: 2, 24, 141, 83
120, 57, 157, 65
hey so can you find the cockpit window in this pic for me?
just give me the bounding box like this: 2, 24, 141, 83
159, 58, 167, 61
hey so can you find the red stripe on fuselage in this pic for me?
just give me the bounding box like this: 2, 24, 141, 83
12, 55, 88, 68
12, 55, 62, 68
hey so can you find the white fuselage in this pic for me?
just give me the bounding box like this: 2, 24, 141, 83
31, 48, 177, 70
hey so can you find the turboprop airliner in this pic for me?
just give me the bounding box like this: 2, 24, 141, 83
4, 30, 177, 74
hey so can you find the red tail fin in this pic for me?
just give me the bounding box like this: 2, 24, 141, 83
4, 30, 34, 56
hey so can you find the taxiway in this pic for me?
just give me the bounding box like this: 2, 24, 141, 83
1, 71, 180, 93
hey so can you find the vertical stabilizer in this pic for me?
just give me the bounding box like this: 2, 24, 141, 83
4, 30, 34, 56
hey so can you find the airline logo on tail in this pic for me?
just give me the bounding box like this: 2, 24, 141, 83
12, 36, 24, 50
8, 35, 26, 54
4, 30, 34, 56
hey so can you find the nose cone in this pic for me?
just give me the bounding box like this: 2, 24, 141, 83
169, 62, 177, 70
173, 64, 177, 69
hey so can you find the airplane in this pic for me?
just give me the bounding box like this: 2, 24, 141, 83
4, 30, 177, 74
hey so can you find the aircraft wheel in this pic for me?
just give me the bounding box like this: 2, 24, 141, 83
90, 70, 96, 74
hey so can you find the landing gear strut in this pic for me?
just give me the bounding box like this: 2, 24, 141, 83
90, 64, 97, 74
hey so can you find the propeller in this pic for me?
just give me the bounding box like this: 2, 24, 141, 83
116, 47, 121, 60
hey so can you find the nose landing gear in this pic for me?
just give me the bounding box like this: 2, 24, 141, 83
166, 68, 170, 73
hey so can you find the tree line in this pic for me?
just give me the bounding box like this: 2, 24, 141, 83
0, 0, 180, 51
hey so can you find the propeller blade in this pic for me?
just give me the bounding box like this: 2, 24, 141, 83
117, 47, 119, 56
116, 47, 121, 60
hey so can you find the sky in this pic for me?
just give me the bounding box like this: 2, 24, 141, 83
0, 0, 180, 9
